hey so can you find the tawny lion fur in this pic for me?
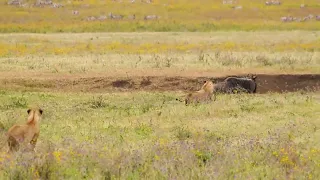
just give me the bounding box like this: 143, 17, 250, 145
177, 80, 215, 105
7, 108, 43, 153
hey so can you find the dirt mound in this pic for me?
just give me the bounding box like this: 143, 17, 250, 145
0, 74, 319, 93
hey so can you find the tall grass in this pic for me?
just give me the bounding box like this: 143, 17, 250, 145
0, 32, 319, 74
1, 51, 319, 74
0, 91, 319, 179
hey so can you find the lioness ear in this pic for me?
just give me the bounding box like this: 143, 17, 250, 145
39, 109, 43, 115
27, 109, 31, 114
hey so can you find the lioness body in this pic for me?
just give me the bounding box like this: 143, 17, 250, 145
7, 108, 43, 152
180, 80, 215, 105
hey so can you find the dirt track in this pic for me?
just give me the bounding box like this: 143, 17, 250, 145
0, 74, 319, 93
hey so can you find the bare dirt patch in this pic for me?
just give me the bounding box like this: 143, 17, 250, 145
0, 74, 319, 93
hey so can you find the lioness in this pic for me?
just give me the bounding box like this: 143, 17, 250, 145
7, 108, 43, 153
177, 80, 215, 105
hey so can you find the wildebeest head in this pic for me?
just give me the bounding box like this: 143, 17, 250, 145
246, 74, 257, 81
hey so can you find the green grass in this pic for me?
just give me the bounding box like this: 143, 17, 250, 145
0, 23, 319, 179
0, 90, 319, 179
0, 32, 319, 74
1, 32, 320, 56
0, 0, 320, 32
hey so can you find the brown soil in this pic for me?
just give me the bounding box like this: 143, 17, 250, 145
0, 73, 319, 93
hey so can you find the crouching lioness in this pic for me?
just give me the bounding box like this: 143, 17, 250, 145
177, 80, 215, 105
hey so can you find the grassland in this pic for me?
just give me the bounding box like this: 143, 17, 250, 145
0, 91, 319, 179
1, 0, 320, 32
0, 30, 319, 179
0, 32, 319, 75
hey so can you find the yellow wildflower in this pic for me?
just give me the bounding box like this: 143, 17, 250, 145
53, 151, 62, 163
154, 155, 160, 161
272, 151, 278, 157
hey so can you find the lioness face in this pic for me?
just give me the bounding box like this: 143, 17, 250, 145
202, 80, 214, 92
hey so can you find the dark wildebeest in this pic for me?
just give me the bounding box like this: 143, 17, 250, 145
213, 74, 257, 95
224, 75, 257, 93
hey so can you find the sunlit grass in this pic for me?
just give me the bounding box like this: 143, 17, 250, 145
0, 91, 319, 179
0, 31, 319, 56
0, 32, 319, 74
0, 0, 319, 32
0, 39, 319, 56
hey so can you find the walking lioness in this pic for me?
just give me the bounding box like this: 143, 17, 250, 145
7, 108, 43, 152
177, 80, 215, 105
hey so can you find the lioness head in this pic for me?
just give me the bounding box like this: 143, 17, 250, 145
201, 80, 214, 93
27, 108, 43, 115
27, 107, 43, 124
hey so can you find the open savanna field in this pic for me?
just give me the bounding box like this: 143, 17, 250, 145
1, 0, 320, 32
0, 31, 319, 179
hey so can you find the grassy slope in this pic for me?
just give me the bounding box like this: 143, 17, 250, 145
0, 0, 320, 32
0, 91, 319, 179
